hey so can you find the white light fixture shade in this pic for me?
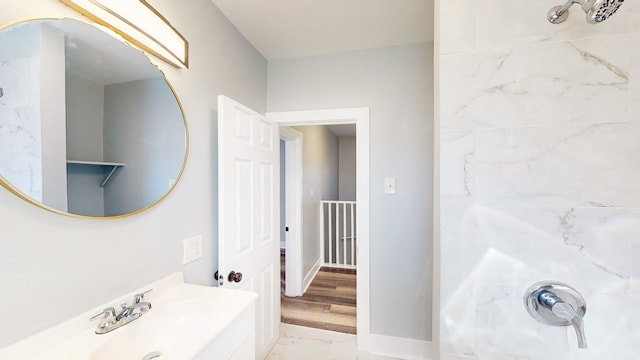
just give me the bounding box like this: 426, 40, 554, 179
60, 0, 188, 68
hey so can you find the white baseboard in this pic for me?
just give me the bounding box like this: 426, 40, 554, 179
302, 258, 321, 294
368, 334, 432, 360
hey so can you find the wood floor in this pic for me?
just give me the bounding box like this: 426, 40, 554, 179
280, 251, 357, 334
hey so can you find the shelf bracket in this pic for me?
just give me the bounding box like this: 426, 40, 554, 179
100, 165, 123, 187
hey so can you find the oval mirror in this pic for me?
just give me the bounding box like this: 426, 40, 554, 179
0, 18, 188, 218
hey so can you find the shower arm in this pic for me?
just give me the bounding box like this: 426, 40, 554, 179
548, 0, 584, 23
554, 0, 583, 16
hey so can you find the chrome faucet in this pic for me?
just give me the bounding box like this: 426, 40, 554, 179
524, 282, 588, 349
90, 289, 153, 334
537, 290, 587, 348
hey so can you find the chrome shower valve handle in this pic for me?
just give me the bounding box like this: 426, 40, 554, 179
524, 281, 588, 349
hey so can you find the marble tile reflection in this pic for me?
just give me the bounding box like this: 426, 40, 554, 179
475, 284, 569, 359
0, 105, 41, 152
443, 205, 631, 290
440, 203, 636, 358
0, 56, 39, 107
0, 151, 42, 201
0, 54, 42, 202
627, 209, 640, 297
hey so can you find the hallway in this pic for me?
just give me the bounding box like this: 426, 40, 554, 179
281, 251, 357, 334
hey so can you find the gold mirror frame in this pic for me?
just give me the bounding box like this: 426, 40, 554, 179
0, 17, 189, 219
59, 0, 189, 68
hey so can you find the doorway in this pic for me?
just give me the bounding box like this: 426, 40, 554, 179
279, 124, 357, 333
267, 107, 371, 349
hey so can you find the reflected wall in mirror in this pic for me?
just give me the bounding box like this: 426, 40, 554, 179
0, 18, 188, 218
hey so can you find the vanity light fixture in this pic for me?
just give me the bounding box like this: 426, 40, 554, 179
59, 0, 188, 68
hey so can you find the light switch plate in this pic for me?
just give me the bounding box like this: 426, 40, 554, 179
384, 177, 396, 195
183, 235, 203, 264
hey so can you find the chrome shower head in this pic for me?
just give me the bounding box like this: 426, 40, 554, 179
584, 0, 624, 23
548, 0, 624, 24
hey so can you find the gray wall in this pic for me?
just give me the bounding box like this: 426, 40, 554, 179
0, 0, 266, 347
65, 74, 105, 216
268, 43, 434, 341
65, 74, 104, 161
39, 24, 68, 212
292, 125, 339, 277
338, 136, 356, 201
103, 77, 185, 216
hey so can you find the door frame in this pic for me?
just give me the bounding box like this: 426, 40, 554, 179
279, 126, 304, 297
267, 107, 371, 351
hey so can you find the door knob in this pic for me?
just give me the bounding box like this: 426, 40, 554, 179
228, 271, 243, 283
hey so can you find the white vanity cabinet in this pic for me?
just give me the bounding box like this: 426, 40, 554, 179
196, 297, 256, 359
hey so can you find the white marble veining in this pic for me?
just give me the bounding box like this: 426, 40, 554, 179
266, 324, 400, 360
475, 123, 640, 208
439, 2, 640, 357
442, 123, 640, 208
441, 130, 475, 203
441, 37, 632, 130
0, 55, 42, 201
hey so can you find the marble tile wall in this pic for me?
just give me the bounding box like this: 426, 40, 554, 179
438, 1, 640, 359
0, 56, 42, 201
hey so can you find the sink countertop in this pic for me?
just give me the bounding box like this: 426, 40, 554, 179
0, 273, 257, 360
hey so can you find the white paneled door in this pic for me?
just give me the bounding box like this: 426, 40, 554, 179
218, 95, 279, 360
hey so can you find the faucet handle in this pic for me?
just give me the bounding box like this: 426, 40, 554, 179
89, 307, 117, 323
133, 288, 153, 304
524, 281, 588, 349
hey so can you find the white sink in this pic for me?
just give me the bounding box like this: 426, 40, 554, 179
90, 299, 214, 360
0, 273, 257, 360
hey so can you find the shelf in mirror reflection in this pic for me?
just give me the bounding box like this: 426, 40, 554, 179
66, 160, 125, 187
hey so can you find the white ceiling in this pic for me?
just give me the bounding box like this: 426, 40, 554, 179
210, 0, 434, 60
327, 124, 356, 137
57, 20, 161, 85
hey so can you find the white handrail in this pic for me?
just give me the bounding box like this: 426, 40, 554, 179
321, 200, 357, 269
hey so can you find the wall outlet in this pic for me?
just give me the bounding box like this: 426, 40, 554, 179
183, 235, 203, 264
